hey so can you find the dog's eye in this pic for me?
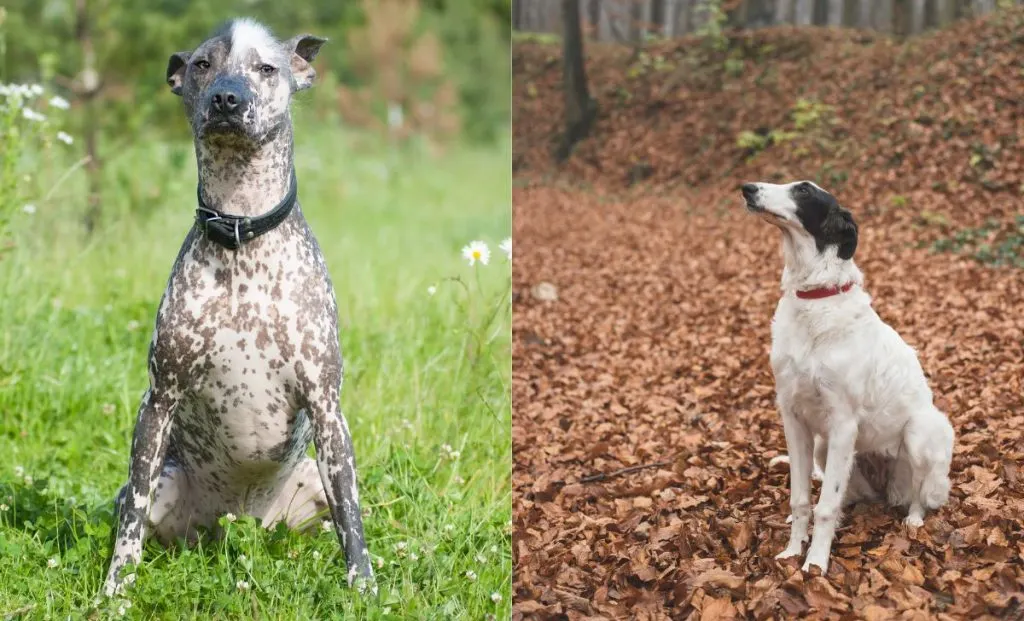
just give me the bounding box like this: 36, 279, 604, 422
796, 184, 810, 195
260, 65, 277, 75
194, 60, 210, 71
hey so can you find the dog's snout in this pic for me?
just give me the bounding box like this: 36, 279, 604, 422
211, 88, 247, 114
741, 183, 759, 198
212, 90, 239, 113
208, 77, 251, 116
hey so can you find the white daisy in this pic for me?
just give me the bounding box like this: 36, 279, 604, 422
49, 96, 70, 110
461, 241, 490, 266
224, 512, 237, 523
56, 131, 73, 145
22, 108, 46, 122
499, 237, 511, 260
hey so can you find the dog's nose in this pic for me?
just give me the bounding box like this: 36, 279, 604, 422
741, 183, 759, 198
211, 88, 243, 113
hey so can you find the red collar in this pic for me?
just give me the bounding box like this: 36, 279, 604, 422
795, 282, 855, 300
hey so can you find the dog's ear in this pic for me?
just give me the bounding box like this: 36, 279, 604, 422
825, 206, 858, 260
166, 51, 191, 96
286, 35, 328, 92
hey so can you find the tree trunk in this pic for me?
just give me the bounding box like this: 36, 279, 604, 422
828, 0, 844, 25
876, 0, 893, 31
910, 0, 925, 33
664, 0, 677, 35
858, 0, 873, 26
775, 0, 794, 24
795, 0, 814, 24
75, 0, 102, 234
557, 0, 598, 162
651, 0, 666, 35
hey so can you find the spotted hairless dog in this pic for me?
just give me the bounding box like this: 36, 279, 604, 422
104, 18, 373, 596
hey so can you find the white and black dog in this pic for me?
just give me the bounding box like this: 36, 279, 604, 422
741, 181, 954, 573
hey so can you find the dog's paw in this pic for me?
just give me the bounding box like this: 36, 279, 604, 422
904, 514, 924, 528
801, 556, 829, 574
775, 545, 803, 560
786, 514, 793, 524
811, 465, 825, 482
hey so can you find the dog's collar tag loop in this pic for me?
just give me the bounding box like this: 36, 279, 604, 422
195, 169, 298, 250
795, 282, 856, 300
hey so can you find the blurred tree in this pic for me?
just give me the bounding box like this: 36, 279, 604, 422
556, 0, 597, 162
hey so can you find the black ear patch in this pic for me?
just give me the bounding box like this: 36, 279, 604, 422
791, 183, 859, 260
823, 207, 858, 259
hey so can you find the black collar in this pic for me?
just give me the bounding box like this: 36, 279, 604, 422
195, 171, 298, 250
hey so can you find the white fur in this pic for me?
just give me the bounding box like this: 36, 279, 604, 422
746, 181, 955, 574
229, 18, 277, 64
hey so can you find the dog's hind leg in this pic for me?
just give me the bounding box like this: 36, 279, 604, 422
775, 405, 814, 560
803, 416, 858, 573
259, 457, 330, 533
900, 409, 954, 526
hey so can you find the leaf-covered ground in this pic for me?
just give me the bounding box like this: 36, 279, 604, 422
512, 12, 1024, 621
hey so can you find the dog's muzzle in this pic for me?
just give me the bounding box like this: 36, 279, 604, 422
741, 183, 763, 212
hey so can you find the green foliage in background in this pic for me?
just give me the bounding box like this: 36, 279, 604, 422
0, 0, 510, 143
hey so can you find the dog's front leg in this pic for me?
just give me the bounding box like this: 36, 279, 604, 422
309, 401, 374, 591
802, 417, 858, 573
104, 388, 176, 596
776, 408, 814, 560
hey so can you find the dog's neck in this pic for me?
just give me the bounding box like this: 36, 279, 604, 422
195, 124, 295, 218
779, 230, 863, 294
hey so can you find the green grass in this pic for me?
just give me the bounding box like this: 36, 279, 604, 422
0, 112, 511, 619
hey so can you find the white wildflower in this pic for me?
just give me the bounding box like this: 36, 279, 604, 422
312, 550, 321, 560
465, 570, 477, 582
236, 580, 250, 591
321, 520, 332, 532
23, 475, 32, 486
102, 403, 116, 415
237, 554, 247, 563
116, 606, 126, 617
126, 320, 140, 332
22, 204, 36, 215
461, 240, 490, 266
49, 96, 70, 110
427, 285, 437, 296
387, 102, 404, 130
47, 557, 58, 568
56, 131, 73, 145
13, 466, 24, 478
22, 108, 46, 122
224, 512, 237, 523
29, 84, 44, 96
491, 592, 503, 604
444, 524, 454, 533
475, 553, 487, 563
0, 504, 8, 511
499, 237, 512, 260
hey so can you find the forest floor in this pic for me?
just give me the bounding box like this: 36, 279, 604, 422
512, 10, 1024, 620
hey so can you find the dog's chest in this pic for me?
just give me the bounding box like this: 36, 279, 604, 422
151, 218, 340, 472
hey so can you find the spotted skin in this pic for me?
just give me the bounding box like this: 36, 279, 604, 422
103, 19, 372, 597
